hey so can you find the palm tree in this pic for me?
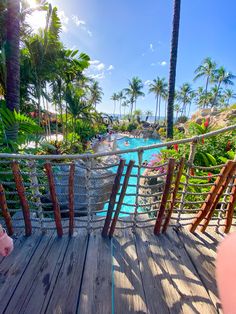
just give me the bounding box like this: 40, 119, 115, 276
111, 93, 119, 116
133, 109, 142, 124
149, 77, 167, 124
122, 100, 129, 117
177, 83, 194, 117
117, 90, 126, 120
194, 57, 217, 97
89, 81, 103, 109
125, 77, 144, 116
212, 67, 235, 105
223, 89, 236, 107
167, 0, 181, 138
174, 104, 180, 121
145, 110, 153, 122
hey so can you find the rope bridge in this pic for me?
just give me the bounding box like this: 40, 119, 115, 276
0, 125, 236, 237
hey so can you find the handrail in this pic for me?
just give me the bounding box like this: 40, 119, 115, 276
0, 124, 235, 160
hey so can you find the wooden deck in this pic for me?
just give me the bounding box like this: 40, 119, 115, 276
0, 226, 223, 314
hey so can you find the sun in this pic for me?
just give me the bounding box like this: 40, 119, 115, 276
26, 0, 38, 9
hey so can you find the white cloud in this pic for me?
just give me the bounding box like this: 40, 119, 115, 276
89, 60, 100, 65
72, 15, 86, 26
151, 62, 156, 66
144, 80, 151, 86
58, 11, 69, 32
89, 73, 105, 80
160, 61, 167, 66
107, 65, 114, 71
96, 63, 105, 71
150, 43, 154, 52
87, 30, 93, 37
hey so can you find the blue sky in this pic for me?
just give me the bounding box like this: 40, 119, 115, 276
36, 0, 236, 115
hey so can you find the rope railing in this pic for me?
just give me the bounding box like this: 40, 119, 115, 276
0, 124, 235, 236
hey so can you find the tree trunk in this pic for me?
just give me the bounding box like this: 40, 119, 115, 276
167, 0, 181, 138
158, 96, 161, 124
154, 96, 158, 124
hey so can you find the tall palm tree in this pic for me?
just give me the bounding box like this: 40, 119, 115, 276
117, 90, 126, 120
167, 0, 181, 138
212, 67, 235, 105
145, 110, 153, 122
111, 92, 119, 116
125, 77, 144, 116
121, 100, 129, 117
223, 89, 236, 107
174, 104, 180, 121
177, 83, 194, 117
194, 57, 217, 97
89, 81, 103, 109
149, 77, 167, 124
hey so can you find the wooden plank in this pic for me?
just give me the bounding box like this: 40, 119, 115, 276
16, 235, 69, 314
177, 227, 222, 313
4, 231, 55, 314
46, 229, 88, 314
224, 177, 236, 233
78, 231, 112, 314
11, 161, 32, 236
0, 184, 14, 235
109, 160, 135, 237
154, 158, 176, 235
0, 233, 42, 313
112, 228, 148, 313
44, 162, 63, 237
69, 163, 75, 236
162, 157, 185, 233
102, 159, 125, 237
190, 161, 235, 233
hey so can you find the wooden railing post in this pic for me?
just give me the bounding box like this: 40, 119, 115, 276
102, 159, 125, 237
12, 161, 32, 236
109, 160, 135, 238
44, 162, 63, 237
69, 162, 75, 236
224, 177, 236, 233
0, 184, 14, 235
154, 158, 176, 235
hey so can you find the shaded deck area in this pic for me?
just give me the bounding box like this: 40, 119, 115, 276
0, 226, 223, 314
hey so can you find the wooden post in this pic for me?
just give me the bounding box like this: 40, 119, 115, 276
162, 157, 185, 233
154, 158, 176, 235
224, 177, 236, 233
190, 161, 235, 233
0, 184, 14, 235
69, 163, 75, 236
109, 160, 135, 238
12, 161, 32, 236
44, 162, 63, 237
102, 159, 125, 237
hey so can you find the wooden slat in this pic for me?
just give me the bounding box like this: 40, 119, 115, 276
11, 161, 32, 236
109, 160, 135, 237
0, 233, 42, 313
17, 236, 69, 314
4, 231, 55, 314
224, 177, 236, 233
201, 165, 236, 232
102, 159, 125, 237
162, 157, 185, 233
154, 158, 176, 235
112, 227, 148, 313
69, 163, 75, 236
177, 227, 222, 313
78, 231, 112, 314
190, 161, 235, 233
46, 229, 88, 314
44, 162, 63, 237
0, 184, 14, 235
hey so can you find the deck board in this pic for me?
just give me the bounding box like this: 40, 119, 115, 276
0, 225, 223, 314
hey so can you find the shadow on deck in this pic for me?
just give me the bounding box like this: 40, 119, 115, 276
0, 226, 222, 314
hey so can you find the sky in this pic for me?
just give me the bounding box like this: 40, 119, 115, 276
28, 0, 236, 116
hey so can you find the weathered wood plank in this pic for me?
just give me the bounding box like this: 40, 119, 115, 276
46, 229, 88, 314
68, 163, 75, 236
0, 233, 42, 313
177, 227, 222, 313
112, 228, 148, 313
78, 231, 112, 314
16, 235, 69, 313
4, 231, 55, 314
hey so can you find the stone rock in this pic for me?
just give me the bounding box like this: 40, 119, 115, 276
51, 159, 115, 215
195, 117, 203, 125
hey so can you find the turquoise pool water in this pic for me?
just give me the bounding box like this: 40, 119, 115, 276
116, 136, 162, 214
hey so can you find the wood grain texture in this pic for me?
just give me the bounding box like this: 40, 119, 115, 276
11, 161, 32, 236
68, 163, 75, 236
0, 184, 14, 235
44, 162, 63, 237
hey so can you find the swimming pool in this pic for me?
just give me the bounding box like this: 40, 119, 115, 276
116, 136, 162, 215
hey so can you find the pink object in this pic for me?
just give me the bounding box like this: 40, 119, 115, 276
216, 232, 236, 314
0, 228, 14, 257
